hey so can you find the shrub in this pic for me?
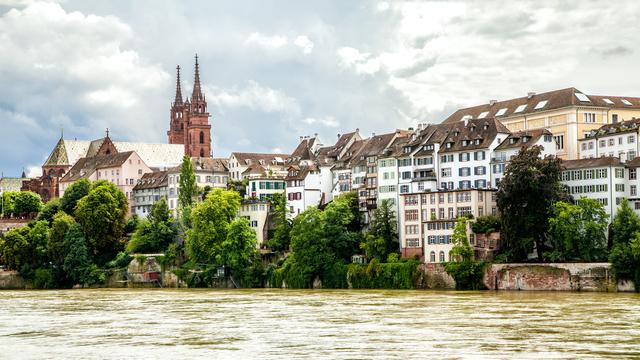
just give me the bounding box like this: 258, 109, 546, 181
444, 261, 487, 290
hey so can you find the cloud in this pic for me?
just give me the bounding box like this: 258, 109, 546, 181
600, 46, 633, 58
337, 47, 381, 75
244, 32, 288, 50
206, 81, 300, 115
302, 116, 339, 127
294, 35, 314, 54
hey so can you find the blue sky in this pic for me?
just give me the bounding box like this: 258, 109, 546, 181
0, 0, 638, 177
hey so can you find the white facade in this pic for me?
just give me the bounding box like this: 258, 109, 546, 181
580, 130, 639, 162
491, 131, 556, 186
238, 200, 270, 248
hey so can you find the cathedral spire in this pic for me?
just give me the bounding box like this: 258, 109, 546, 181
174, 65, 183, 106
191, 54, 204, 102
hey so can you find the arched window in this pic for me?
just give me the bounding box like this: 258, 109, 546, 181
199, 131, 205, 144
200, 149, 205, 157
439, 251, 445, 262
430, 251, 436, 263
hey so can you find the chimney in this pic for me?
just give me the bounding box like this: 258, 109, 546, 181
372, 132, 376, 137
408, 127, 414, 131
527, 92, 536, 99
356, 128, 359, 133
337, 133, 341, 139
314, 133, 318, 138
489, 100, 497, 106
299, 136, 303, 141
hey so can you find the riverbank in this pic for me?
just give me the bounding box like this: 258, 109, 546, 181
2, 261, 636, 291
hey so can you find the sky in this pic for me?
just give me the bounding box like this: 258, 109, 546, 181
0, 0, 638, 177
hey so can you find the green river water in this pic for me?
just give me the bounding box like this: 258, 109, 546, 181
0, 289, 638, 359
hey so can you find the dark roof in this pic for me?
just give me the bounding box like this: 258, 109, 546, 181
232, 152, 289, 165
133, 171, 168, 190
192, 157, 228, 172
582, 118, 640, 140
495, 129, 552, 150
438, 118, 510, 153
562, 157, 623, 170
289, 137, 316, 161
443, 87, 640, 124
624, 157, 640, 168
327, 131, 358, 157
61, 151, 136, 182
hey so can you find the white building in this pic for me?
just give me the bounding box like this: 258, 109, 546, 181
228, 152, 288, 181
132, 171, 169, 218
491, 129, 556, 186
166, 157, 229, 214
238, 200, 270, 248
579, 119, 640, 161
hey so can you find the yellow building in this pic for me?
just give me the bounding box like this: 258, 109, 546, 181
442, 88, 640, 159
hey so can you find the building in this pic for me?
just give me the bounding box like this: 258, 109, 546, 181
238, 200, 270, 248
58, 150, 152, 213
491, 129, 556, 186
167, 56, 213, 158
0, 174, 28, 194
560, 157, 626, 219
227, 152, 288, 181
166, 157, 229, 214
443, 87, 640, 160
399, 189, 498, 262
132, 171, 169, 218
578, 118, 640, 161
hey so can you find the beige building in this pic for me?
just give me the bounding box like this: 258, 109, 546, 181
443, 87, 640, 160
399, 189, 497, 262
238, 200, 270, 248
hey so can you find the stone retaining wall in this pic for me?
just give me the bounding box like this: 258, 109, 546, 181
0, 270, 26, 289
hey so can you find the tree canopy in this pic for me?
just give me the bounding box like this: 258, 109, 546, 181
178, 155, 197, 209
60, 178, 91, 215
126, 198, 176, 254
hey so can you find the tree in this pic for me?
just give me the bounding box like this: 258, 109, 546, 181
36, 198, 61, 225
13, 191, 42, 217
0, 227, 30, 270
60, 179, 91, 215
47, 212, 76, 267
28, 220, 50, 267
287, 207, 332, 287
496, 145, 567, 261
126, 198, 176, 253
471, 215, 501, 235
62, 223, 103, 286
266, 192, 291, 252
364, 199, 398, 261
75, 181, 128, 265
221, 218, 258, 271
1, 191, 17, 217
178, 155, 197, 209
449, 216, 473, 262
547, 198, 609, 262
186, 188, 241, 265
610, 199, 640, 248
323, 193, 362, 262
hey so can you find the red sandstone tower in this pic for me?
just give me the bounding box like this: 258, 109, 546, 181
167, 55, 212, 158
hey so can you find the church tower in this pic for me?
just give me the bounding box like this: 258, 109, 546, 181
168, 55, 212, 158
167, 65, 186, 145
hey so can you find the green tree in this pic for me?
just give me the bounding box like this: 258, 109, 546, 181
266, 193, 291, 252
364, 199, 398, 261
75, 181, 128, 265
28, 220, 50, 267
186, 188, 241, 264
547, 198, 609, 262
0, 227, 30, 270
178, 155, 197, 209
449, 216, 473, 262
126, 198, 176, 253
221, 218, 258, 274
323, 192, 362, 262
36, 198, 61, 225
47, 212, 76, 267
62, 223, 103, 286
60, 179, 91, 215
610, 198, 640, 248
1, 191, 17, 217
286, 207, 332, 287
471, 215, 501, 235
496, 145, 567, 261
13, 191, 43, 217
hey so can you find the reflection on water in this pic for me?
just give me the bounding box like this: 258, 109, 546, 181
0, 289, 638, 359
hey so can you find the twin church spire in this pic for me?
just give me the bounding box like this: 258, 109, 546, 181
168, 54, 212, 158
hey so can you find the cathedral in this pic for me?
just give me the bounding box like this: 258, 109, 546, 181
22, 56, 213, 202
167, 55, 212, 158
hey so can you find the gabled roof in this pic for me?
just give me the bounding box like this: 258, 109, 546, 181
133, 171, 168, 191
60, 151, 137, 183
289, 137, 316, 161
232, 152, 289, 165
443, 87, 640, 124
562, 157, 623, 170
439, 118, 510, 153
191, 157, 228, 172
495, 129, 552, 151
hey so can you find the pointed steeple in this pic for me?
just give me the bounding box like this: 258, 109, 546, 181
174, 65, 183, 106
191, 54, 204, 102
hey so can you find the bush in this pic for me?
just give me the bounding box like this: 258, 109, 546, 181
33, 268, 56, 289
347, 259, 421, 289
444, 261, 487, 290
472, 215, 501, 234
322, 262, 348, 289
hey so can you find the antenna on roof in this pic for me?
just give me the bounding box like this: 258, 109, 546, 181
106, 128, 110, 138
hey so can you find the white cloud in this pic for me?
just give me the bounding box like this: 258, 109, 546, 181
302, 116, 339, 128
206, 81, 300, 115
337, 47, 381, 75
294, 35, 314, 54
244, 32, 288, 50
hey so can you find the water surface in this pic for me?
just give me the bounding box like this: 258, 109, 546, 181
0, 289, 638, 359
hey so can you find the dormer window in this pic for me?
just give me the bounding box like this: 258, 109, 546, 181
454, 131, 460, 136
483, 124, 489, 130
426, 144, 434, 150
510, 138, 517, 144
446, 142, 452, 149
474, 139, 481, 145
470, 125, 476, 132
522, 136, 530, 143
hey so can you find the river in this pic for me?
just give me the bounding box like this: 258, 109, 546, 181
0, 289, 638, 359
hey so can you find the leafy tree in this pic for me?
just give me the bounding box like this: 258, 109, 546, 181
36, 198, 61, 224
471, 215, 501, 235
610, 198, 640, 248
75, 181, 128, 265
266, 192, 291, 252
364, 199, 398, 261
13, 191, 42, 216
547, 198, 608, 262
126, 198, 176, 253
496, 145, 567, 261
323, 193, 362, 262
286, 207, 332, 287
47, 212, 76, 267
28, 220, 50, 267
186, 188, 241, 264
0, 227, 30, 270
221, 218, 258, 271
60, 179, 91, 215
178, 155, 197, 209
62, 223, 103, 286
1, 191, 17, 217
449, 216, 473, 262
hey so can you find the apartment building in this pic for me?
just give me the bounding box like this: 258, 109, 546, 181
227, 152, 288, 181
443, 88, 640, 160
132, 171, 168, 218
238, 200, 270, 248
399, 189, 498, 262
166, 157, 229, 214
578, 119, 640, 161
491, 129, 556, 186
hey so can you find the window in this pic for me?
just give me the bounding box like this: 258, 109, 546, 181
474, 166, 486, 175
575, 93, 590, 102
603, 98, 614, 105
439, 251, 445, 262
629, 135, 636, 144
612, 114, 619, 123
404, 210, 419, 221
616, 184, 625, 192
621, 99, 633, 106
459, 153, 470, 162
495, 108, 507, 116
475, 180, 487, 188
630, 168, 637, 180
554, 135, 564, 150
430, 251, 436, 263
441, 168, 451, 177
600, 139, 606, 148
615, 168, 625, 178
459, 167, 471, 176
609, 139, 615, 146
406, 239, 420, 247
459, 181, 471, 189
583, 113, 596, 123
534, 100, 548, 109
514, 104, 527, 113
632, 185, 637, 197
474, 151, 485, 160
478, 111, 489, 118
199, 131, 205, 144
